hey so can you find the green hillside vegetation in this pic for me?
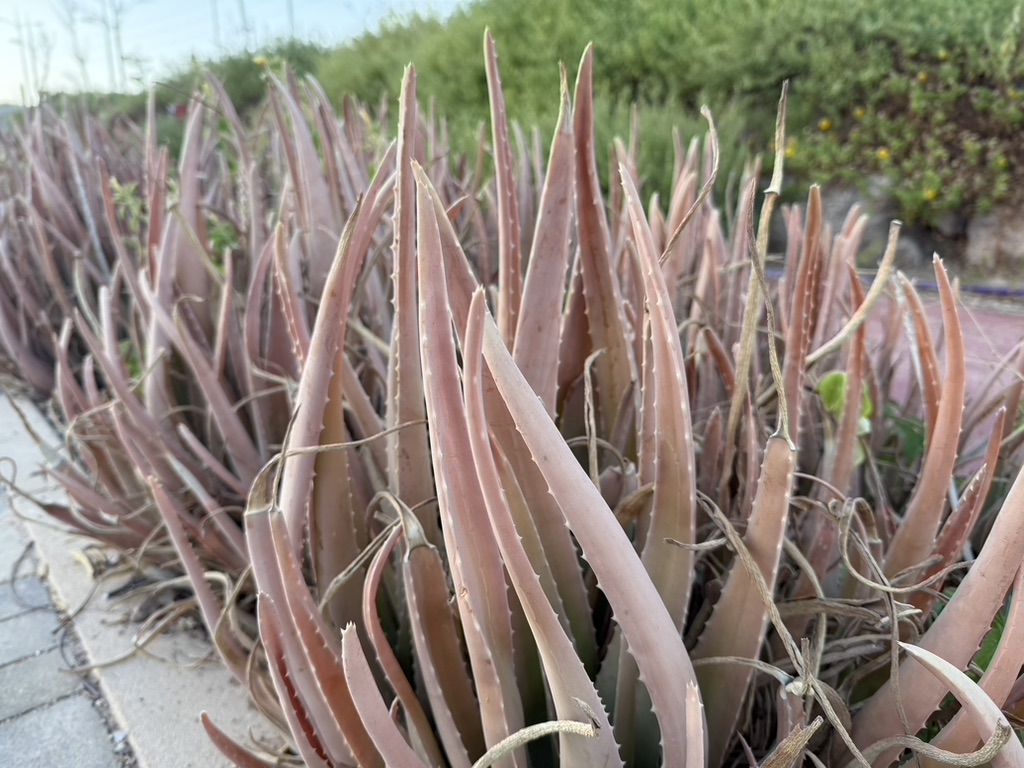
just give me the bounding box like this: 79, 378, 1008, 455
49, 0, 1024, 226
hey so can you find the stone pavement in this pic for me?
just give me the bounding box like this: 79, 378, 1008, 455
0, 393, 275, 768
0, 488, 131, 767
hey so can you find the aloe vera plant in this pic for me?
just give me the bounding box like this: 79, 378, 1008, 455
3, 30, 1024, 768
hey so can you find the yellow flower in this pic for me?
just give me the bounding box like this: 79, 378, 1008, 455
917, 71, 929, 84
938, 49, 949, 62
924, 188, 939, 202
254, 56, 269, 68
818, 118, 833, 132
853, 106, 866, 120
997, 156, 1010, 170
876, 147, 891, 162
785, 138, 797, 159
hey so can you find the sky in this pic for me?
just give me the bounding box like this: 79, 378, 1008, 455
0, 0, 467, 105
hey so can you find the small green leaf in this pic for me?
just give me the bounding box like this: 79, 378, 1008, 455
818, 371, 848, 417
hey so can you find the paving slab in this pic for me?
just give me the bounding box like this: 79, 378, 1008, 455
0, 694, 121, 768
0, 647, 82, 721
1, 393, 279, 768
0, 607, 60, 667
0, 577, 50, 621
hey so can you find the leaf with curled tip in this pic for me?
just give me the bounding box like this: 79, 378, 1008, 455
920, 565, 1024, 768
200, 712, 278, 768
361, 524, 446, 767
899, 642, 1024, 768
481, 302, 705, 768
853, 460, 1024, 763
884, 257, 966, 580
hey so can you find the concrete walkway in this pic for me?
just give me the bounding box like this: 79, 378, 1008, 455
0, 393, 275, 768
0, 490, 129, 767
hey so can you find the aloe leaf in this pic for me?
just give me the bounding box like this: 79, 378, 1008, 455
897, 272, 942, 443
420, 166, 598, 669
257, 600, 335, 768
512, 66, 575, 417
484, 30, 523, 346
464, 288, 623, 767
385, 66, 437, 543
271, 222, 311, 368
910, 408, 1005, 616
414, 162, 525, 759
149, 477, 251, 684
200, 712, 278, 768
246, 469, 381, 767
340, 624, 430, 767
481, 305, 705, 767
277, 162, 393, 547
266, 75, 338, 296
899, 642, 1024, 767
616, 165, 699, 761
140, 283, 262, 484
884, 257, 966, 579
401, 508, 482, 768
572, 45, 638, 445
853, 459, 1024, 761
362, 526, 445, 766
692, 435, 797, 767
922, 565, 1024, 766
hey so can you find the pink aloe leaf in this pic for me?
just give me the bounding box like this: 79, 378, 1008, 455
200, 712, 278, 768
922, 565, 1024, 766
691, 435, 797, 767
615, 166, 699, 761
464, 288, 624, 767
896, 272, 942, 442
277, 161, 393, 548
572, 45, 638, 444
481, 304, 705, 768
385, 65, 437, 543
484, 30, 523, 346
414, 162, 525, 758
420, 168, 598, 669
401, 506, 483, 768
246, 467, 382, 768
361, 525, 446, 767
884, 257, 966, 579
899, 642, 1024, 768
340, 624, 430, 767
853, 459, 1024, 762
512, 66, 575, 417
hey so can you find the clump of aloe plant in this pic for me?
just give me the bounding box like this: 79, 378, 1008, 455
3, 30, 1023, 768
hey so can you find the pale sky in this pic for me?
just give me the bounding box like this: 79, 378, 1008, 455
0, 0, 467, 105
